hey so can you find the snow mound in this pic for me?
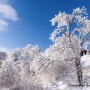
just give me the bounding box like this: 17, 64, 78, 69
81, 55, 90, 67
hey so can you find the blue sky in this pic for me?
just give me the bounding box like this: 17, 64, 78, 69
0, 0, 90, 51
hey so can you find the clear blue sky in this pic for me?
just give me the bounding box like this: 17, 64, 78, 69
0, 0, 90, 51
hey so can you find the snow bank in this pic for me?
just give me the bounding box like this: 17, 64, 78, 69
81, 55, 90, 67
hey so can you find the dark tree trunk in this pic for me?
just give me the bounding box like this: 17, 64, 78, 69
75, 57, 83, 86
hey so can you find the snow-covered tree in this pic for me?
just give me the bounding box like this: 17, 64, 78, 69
47, 6, 90, 86
0, 44, 43, 90
0, 51, 7, 68
8, 44, 42, 61
33, 55, 76, 87
0, 51, 7, 61
8, 48, 23, 61
21, 44, 41, 61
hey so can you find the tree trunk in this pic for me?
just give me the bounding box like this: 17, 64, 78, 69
75, 57, 83, 86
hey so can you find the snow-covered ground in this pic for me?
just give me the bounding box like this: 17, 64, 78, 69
47, 81, 90, 90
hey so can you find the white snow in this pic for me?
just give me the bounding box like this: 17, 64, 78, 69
81, 55, 90, 67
